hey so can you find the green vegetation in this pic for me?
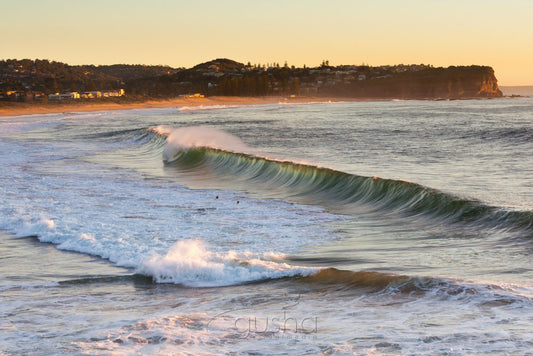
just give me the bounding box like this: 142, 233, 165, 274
0, 59, 180, 101
1, 58, 502, 101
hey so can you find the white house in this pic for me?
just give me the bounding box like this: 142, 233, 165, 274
48, 92, 80, 100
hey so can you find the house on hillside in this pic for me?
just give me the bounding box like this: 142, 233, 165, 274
82, 91, 102, 99
101, 89, 125, 97
48, 92, 80, 100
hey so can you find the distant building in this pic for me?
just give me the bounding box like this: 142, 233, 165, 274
80, 89, 124, 99
6, 91, 25, 101
82, 91, 102, 99
101, 89, 125, 97
48, 92, 80, 100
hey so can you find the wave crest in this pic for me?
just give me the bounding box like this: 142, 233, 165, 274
162, 137, 533, 234
137, 239, 317, 287
163, 126, 249, 163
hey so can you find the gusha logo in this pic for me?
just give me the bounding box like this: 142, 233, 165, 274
206, 294, 319, 339
234, 311, 318, 338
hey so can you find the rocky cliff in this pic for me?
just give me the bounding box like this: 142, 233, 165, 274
324, 66, 502, 99
430, 65, 502, 98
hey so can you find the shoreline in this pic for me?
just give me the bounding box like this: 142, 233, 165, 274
0, 95, 519, 118
0, 96, 350, 117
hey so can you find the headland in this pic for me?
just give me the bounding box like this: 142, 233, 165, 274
1, 58, 504, 117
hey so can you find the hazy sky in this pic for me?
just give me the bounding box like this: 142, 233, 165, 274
2, 0, 532, 85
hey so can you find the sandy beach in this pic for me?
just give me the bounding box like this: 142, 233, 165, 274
0, 96, 347, 117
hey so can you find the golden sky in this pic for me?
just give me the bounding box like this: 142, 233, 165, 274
2, 0, 532, 85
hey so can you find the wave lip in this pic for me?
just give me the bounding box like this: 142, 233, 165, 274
162, 126, 249, 163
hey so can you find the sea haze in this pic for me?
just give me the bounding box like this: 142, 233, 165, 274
1, 98, 532, 354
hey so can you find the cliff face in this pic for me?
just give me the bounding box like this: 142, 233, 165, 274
442, 66, 502, 98
323, 66, 502, 99
473, 71, 502, 97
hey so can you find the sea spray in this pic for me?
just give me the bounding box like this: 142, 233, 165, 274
137, 239, 317, 287
163, 126, 249, 162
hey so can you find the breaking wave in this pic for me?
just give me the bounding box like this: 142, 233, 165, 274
137, 239, 317, 287
162, 127, 533, 235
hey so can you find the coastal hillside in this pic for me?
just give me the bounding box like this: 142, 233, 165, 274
1, 58, 502, 101
323, 65, 502, 99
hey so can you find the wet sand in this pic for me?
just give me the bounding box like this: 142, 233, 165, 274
0, 96, 347, 117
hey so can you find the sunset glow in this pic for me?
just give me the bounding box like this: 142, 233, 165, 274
2, 0, 532, 85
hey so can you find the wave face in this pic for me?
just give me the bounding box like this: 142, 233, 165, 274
162, 128, 533, 235
0, 125, 339, 288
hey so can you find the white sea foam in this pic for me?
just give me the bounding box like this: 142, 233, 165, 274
161, 125, 321, 170
137, 239, 317, 287
68, 276, 533, 356
0, 135, 338, 287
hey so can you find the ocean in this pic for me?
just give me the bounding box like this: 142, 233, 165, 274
1, 98, 532, 355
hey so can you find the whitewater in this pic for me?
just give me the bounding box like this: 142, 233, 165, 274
1, 99, 532, 355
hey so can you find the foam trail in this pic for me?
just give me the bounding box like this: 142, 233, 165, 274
137, 239, 317, 287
